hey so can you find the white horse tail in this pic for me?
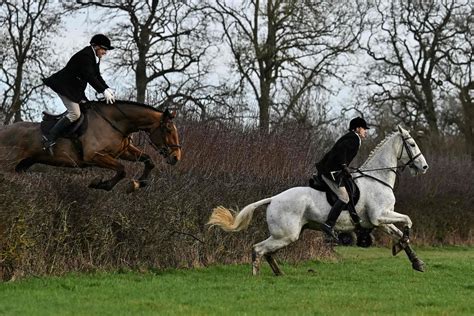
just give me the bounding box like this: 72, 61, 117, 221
208, 197, 273, 232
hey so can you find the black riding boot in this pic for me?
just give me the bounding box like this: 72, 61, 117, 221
42, 116, 72, 154
346, 202, 362, 232
321, 199, 345, 240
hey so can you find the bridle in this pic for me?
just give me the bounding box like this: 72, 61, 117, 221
352, 134, 422, 190
148, 118, 182, 159
399, 135, 422, 170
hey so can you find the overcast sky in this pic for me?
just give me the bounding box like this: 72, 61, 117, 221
47, 6, 356, 121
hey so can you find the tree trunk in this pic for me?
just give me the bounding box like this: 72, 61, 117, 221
460, 86, 474, 161
136, 54, 147, 103
421, 80, 440, 138
258, 90, 270, 134
4, 64, 24, 125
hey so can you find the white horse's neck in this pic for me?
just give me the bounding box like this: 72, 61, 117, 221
359, 132, 402, 188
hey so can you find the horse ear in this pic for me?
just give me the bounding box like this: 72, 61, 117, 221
397, 125, 407, 134
163, 108, 171, 120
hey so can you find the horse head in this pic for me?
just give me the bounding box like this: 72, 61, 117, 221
149, 109, 182, 165
397, 125, 428, 175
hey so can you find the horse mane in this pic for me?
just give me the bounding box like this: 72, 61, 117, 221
87, 99, 163, 112
362, 131, 399, 166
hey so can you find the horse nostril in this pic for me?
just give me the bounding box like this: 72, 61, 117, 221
423, 165, 428, 170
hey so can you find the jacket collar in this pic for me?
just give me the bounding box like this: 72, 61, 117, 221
90, 45, 100, 64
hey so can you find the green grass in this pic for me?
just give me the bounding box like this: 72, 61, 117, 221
0, 247, 473, 315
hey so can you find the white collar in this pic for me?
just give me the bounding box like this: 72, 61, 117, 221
90, 45, 99, 64
353, 130, 361, 145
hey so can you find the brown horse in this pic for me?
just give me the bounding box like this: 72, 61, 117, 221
0, 100, 181, 191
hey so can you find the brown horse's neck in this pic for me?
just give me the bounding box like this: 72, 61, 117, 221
96, 102, 162, 134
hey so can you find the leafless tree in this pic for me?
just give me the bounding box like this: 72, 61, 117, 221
359, 0, 468, 138
436, 3, 474, 159
0, 0, 62, 125
206, 0, 366, 133
74, 0, 216, 114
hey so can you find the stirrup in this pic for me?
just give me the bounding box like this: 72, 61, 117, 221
42, 135, 56, 155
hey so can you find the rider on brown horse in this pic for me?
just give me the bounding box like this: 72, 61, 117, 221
315, 117, 370, 240
42, 34, 116, 154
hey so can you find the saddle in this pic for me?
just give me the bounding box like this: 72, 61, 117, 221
309, 174, 373, 248
40, 104, 89, 139
308, 174, 360, 209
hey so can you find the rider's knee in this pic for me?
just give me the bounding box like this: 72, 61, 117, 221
339, 192, 350, 204
66, 111, 80, 122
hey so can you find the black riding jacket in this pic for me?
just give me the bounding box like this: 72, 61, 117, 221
43, 46, 109, 103
316, 131, 360, 180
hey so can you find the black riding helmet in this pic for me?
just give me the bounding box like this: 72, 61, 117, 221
349, 117, 370, 130
90, 34, 114, 50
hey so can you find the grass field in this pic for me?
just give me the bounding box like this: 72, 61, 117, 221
0, 246, 472, 315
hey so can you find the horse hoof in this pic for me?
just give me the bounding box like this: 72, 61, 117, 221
89, 179, 113, 191
126, 180, 140, 193
89, 178, 102, 188
138, 180, 148, 188
412, 259, 425, 272
252, 267, 259, 276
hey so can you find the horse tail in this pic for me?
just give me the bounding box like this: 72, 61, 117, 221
207, 197, 273, 232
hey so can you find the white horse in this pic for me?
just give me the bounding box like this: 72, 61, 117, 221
208, 126, 429, 275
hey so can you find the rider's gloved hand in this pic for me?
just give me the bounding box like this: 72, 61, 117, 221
342, 164, 352, 177
103, 88, 115, 104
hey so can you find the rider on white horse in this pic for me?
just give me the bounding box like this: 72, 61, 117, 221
316, 117, 370, 240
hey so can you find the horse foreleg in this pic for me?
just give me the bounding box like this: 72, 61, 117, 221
378, 224, 404, 256
88, 154, 126, 191
371, 210, 413, 228
119, 144, 155, 189
400, 226, 425, 272
403, 243, 425, 272
379, 224, 425, 272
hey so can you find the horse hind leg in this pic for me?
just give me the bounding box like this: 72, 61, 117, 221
15, 158, 36, 172
252, 235, 295, 276
264, 253, 283, 276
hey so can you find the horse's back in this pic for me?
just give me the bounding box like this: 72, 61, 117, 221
266, 186, 328, 227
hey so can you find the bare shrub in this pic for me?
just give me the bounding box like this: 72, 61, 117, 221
0, 122, 471, 280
